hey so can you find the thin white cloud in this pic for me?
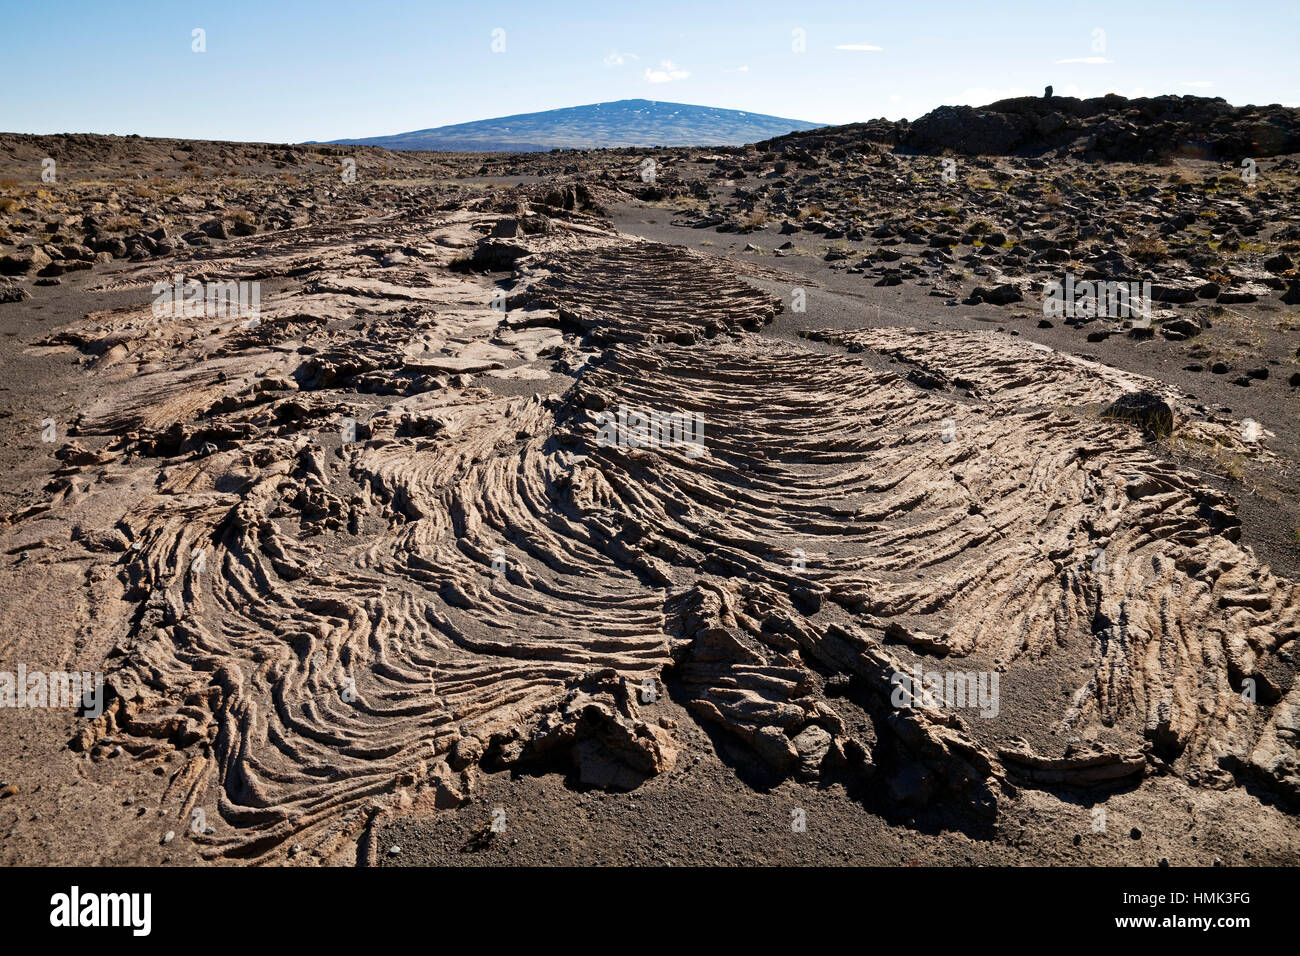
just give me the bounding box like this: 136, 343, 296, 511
1055, 56, 1113, 64
644, 60, 689, 83
603, 50, 639, 67
836, 43, 883, 51
1180, 80, 1213, 88
724, 65, 750, 73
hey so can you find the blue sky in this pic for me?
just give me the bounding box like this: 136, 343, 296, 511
2, 0, 1297, 142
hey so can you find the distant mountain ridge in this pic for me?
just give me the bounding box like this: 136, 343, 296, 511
318, 99, 823, 152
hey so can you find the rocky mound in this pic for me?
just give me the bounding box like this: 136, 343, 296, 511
761, 95, 1300, 162
906, 94, 1300, 161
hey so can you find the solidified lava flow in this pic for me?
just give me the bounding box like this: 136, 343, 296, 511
4, 199, 1296, 863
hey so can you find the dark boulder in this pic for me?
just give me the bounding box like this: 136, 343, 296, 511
1102, 390, 1174, 437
